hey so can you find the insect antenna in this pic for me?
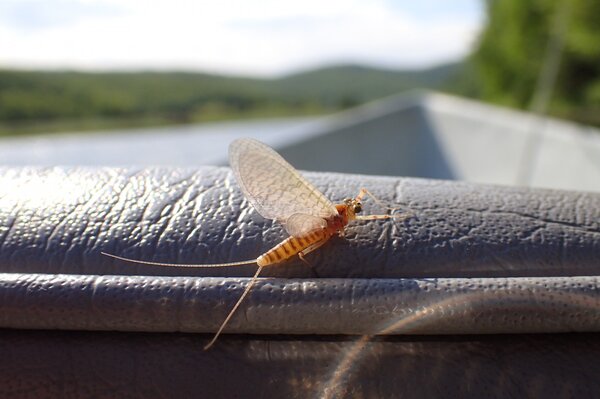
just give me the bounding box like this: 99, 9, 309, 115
101, 252, 257, 268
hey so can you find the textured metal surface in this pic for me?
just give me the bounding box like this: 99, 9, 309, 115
0, 166, 599, 398
1, 273, 599, 335
0, 166, 598, 278
1, 330, 600, 399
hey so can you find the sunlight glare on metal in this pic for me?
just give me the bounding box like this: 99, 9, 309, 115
0, 171, 92, 210
321, 287, 600, 399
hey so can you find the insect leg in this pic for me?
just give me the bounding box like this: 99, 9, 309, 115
204, 265, 264, 350
297, 238, 328, 274
356, 188, 385, 206
356, 188, 400, 213
355, 213, 412, 222
356, 188, 411, 217
299, 238, 328, 259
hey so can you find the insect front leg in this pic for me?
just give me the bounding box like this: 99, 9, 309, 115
355, 213, 411, 221
356, 188, 411, 218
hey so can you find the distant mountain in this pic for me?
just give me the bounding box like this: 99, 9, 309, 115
273, 62, 461, 105
0, 62, 463, 135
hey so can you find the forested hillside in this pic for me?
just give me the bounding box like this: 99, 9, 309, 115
0, 63, 461, 136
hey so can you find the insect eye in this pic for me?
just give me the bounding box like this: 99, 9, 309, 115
354, 203, 362, 213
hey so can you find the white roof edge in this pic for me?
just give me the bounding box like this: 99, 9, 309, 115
422, 91, 600, 135
303, 89, 598, 139
309, 89, 600, 137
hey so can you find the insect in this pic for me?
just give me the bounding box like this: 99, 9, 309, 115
103, 138, 408, 349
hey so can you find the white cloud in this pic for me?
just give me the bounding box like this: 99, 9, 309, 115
0, 0, 483, 76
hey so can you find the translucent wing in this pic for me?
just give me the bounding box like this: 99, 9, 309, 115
285, 213, 327, 237
229, 138, 339, 226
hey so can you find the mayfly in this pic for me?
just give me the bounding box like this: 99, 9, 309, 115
103, 138, 407, 349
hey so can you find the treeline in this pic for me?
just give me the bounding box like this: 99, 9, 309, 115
0, 71, 290, 123
0, 64, 459, 135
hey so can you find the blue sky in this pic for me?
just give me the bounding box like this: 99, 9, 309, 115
0, 0, 483, 76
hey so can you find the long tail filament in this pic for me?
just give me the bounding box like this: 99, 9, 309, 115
203, 265, 264, 350
102, 251, 262, 350
101, 252, 257, 268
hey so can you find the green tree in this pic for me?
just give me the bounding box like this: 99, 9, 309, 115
469, 0, 600, 126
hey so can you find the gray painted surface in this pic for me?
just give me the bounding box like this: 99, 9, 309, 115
3, 273, 599, 335
0, 166, 599, 398
1, 91, 599, 192
275, 93, 600, 192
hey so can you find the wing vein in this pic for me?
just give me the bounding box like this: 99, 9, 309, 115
229, 138, 338, 236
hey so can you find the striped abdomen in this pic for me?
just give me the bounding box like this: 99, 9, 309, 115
257, 229, 329, 267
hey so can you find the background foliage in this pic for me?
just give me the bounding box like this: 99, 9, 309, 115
466, 0, 600, 126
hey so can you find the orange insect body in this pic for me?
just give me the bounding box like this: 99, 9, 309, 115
257, 204, 353, 266
103, 138, 405, 350
257, 230, 328, 266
